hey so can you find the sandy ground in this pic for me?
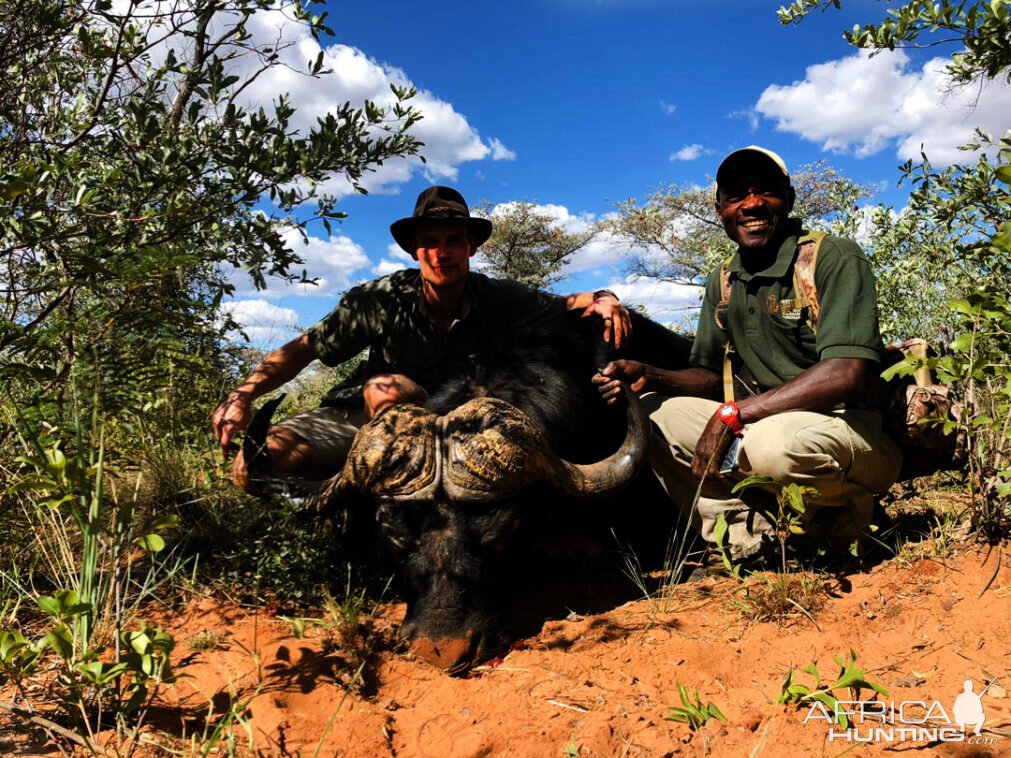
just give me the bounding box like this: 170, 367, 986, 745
3, 503, 1011, 757
113, 539, 1011, 757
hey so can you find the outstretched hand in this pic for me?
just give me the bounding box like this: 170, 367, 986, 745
593, 360, 652, 404
212, 392, 252, 461
581, 297, 631, 349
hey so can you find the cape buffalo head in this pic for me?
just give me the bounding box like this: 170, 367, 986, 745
311, 388, 648, 672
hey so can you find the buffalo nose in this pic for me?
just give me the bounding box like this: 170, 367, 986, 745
409, 630, 481, 673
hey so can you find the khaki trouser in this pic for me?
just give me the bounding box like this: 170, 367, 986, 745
641, 394, 903, 560
274, 405, 371, 476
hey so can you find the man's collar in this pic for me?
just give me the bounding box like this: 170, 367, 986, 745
728, 218, 804, 280
417, 273, 474, 322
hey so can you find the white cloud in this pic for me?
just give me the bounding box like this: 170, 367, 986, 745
485, 201, 596, 235
669, 143, 706, 162
227, 229, 371, 299
728, 108, 760, 132
756, 51, 1011, 165
219, 9, 510, 196
566, 229, 638, 275
610, 276, 703, 325
221, 298, 301, 347
659, 100, 677, 115
469, 202, 707, 317
489, 138, 517, 161
373, 243, 415, 277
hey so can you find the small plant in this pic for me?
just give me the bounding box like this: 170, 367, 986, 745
187, 630, 226, 652
0, 628, 43, 701
664, 683, 727, 731
732, 477, 820, 573
712, 512, 745, 581
2, 401, 184, 753
886, 287, 1011, 543
732, 571, 826, 624
562, 735, 582, 757
319, 565, 392, 690
614, 524, 695, 614
929, 511, 960, 557
776, 650, 888, 727
150, 684, 258, 757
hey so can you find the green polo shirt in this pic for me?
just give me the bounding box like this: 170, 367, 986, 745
691, 220, 884, 392
308, 269, 565, 406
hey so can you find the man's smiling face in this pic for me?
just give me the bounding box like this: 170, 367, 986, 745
715, 157, 795, 252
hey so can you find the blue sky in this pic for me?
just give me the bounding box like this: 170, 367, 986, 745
220, 0, 1011, 347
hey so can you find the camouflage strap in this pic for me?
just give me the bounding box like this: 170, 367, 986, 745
788, 231, 827, 333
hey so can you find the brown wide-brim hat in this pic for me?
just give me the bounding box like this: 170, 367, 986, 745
390, 186, 493, 254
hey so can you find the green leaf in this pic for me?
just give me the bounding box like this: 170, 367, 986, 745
76, 659, 126, 684
949, 299, 980, 316
996, 165, 1011, 185
37, 595, 61, 617
707, 703, 727, 724
991, 225, 1011, 254
950, 333, 975, 353
127, 630, 153, 655
122, 682, 149, 714
813, 692, 844, 726
731, 475, 777, 494
43, 494, 75, 510
44, 625, 73, 660
677, 682, 690, 708
141, 514, 181, 532
713, 513, 728, 545
136, 533, 165, 552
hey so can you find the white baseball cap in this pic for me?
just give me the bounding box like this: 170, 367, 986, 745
716, 146, 790, 186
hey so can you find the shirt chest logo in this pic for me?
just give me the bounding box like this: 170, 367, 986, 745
767, 294, 805, 321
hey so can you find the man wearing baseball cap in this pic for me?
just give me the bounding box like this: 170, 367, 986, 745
595, 147, 901, 562
214, 185, 631, 492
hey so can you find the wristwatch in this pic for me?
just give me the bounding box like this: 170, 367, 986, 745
716, 402, 745, 435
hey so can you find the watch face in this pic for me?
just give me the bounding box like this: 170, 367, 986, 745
719, 405, 734, 418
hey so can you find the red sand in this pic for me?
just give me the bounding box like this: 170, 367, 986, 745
135, 542, 1011, 757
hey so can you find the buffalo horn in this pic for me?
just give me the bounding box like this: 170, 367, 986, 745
542, 385, 649, 497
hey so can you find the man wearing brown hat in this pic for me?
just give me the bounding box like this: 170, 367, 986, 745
213, 186, 631, 492
595, 147, 901, 561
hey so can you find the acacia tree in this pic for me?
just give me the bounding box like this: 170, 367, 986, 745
0, 0, 422, 420
472, 200, 595, 289
778, 0, 1011, 83
608, 160, 871, 285
779, 0, 1011, 532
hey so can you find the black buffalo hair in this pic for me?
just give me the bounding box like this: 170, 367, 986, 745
426, 308, 692, 463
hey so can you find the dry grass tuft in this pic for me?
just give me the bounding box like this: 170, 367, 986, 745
729, 571, 827, 624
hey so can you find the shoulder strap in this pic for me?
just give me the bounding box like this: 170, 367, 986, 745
715, 257, 733, 330
716, 257, 736, 402
790, 230, 826, 334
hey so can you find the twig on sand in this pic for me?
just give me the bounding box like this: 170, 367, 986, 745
751, 680, 773, 705
978, 545, 1002, 598
547, 699, 589, 713
0, 700, 92, 750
